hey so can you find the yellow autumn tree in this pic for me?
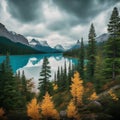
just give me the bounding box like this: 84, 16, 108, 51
67, 100, 79, 119
108, 90, 119, 101
27, 98, 40, 120
70, 71, 84, 106
41, 92, 59, 119
53, 83, 58, 91
89, 92, 98, 101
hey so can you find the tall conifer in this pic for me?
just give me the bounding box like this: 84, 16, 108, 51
38, 57, 51, 98
86, 24, 96, 82
104, 7, 120, 80
77, 38, 85, 79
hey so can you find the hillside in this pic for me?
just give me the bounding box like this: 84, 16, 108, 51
0, 36, 44, 55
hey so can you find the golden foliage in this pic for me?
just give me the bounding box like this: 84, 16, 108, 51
89, 92, 99, 101
0, 108, 4, 117
27, 98, 40, 120
67, 100, 78, 119
53, 83, 58, 90
70, 71, 84, 105
108, 90, 119, 101
41, 92, 59, 119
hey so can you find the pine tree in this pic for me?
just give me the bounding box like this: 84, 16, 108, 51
63, 60, 67, 88
41, 92, 59, 119
21, 71, 27, 102
67, 61, 72, 90
86, 23, 96, 82
104, 7, 120, 80
108, 7, 120, 36
70, 71, 84, 106
0, 53, 22, 110
27, 98, 40, 120
38, 57, 51, 99
77, 38, 85, 79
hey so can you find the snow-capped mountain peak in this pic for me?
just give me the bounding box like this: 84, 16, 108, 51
39, 41, 49, 47
29, 39, 49, 47
54, 44, 65, 51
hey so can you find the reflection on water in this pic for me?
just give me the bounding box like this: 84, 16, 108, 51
0, 54, 77, 91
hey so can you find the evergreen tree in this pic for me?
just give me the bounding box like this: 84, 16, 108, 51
0, 53, 22, 111
21, 71, 27, 102
67, 61, 72, 90
56, 67, 60, 87
86, 23, 96, 82
77, 38, 85, 79
108, 7, 120, 36
63, 60, 67, 85
38, 57, 51, 99
104, 7, 120, 80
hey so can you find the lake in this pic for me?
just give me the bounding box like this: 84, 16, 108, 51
0, 53, 77, 91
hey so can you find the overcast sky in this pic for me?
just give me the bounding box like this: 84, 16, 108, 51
0, 0, 120, 48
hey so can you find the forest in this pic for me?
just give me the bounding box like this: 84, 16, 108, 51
0, 7, 120, 120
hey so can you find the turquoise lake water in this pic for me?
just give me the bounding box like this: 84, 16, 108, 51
0, 53, 77, 91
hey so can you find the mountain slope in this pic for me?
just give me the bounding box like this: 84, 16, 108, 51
29, 39, 61, 53
67, 40, 81, 51
0, 23, 29, 45
96, 33, 109, 43
54, 44, 65, 52
0, 37, 43, 55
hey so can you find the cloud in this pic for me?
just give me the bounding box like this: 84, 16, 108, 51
0, 0, 120, 48
6, 0, 44, 23
53, 0, 120, 24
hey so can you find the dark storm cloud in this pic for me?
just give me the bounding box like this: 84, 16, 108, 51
53, 0, 120, 24
47, 17, 79, 31
6, 0, 43, 22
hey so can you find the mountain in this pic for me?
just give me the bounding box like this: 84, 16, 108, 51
0, 23, 29, 45
67, 33, 109, 51
68, 40, 81, 51
29, 39, 60, 53
96, 33, 109, 43
0, 36, 43, 55
54, 44, 65, 52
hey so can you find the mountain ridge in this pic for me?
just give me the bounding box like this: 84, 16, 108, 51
0, 23, 29, 45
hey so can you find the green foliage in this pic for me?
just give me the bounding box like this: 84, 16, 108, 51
103, 7, 120, 81
77, 38, 85, 79
56, 62, 75, 92
0, 54, 23, 110
108, 7, 120, 36
38, 57, 52, 99
63, 48, 80, 57
99, 89, 120, 120
86, 23, 96, 82
94, 42, 106, 93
